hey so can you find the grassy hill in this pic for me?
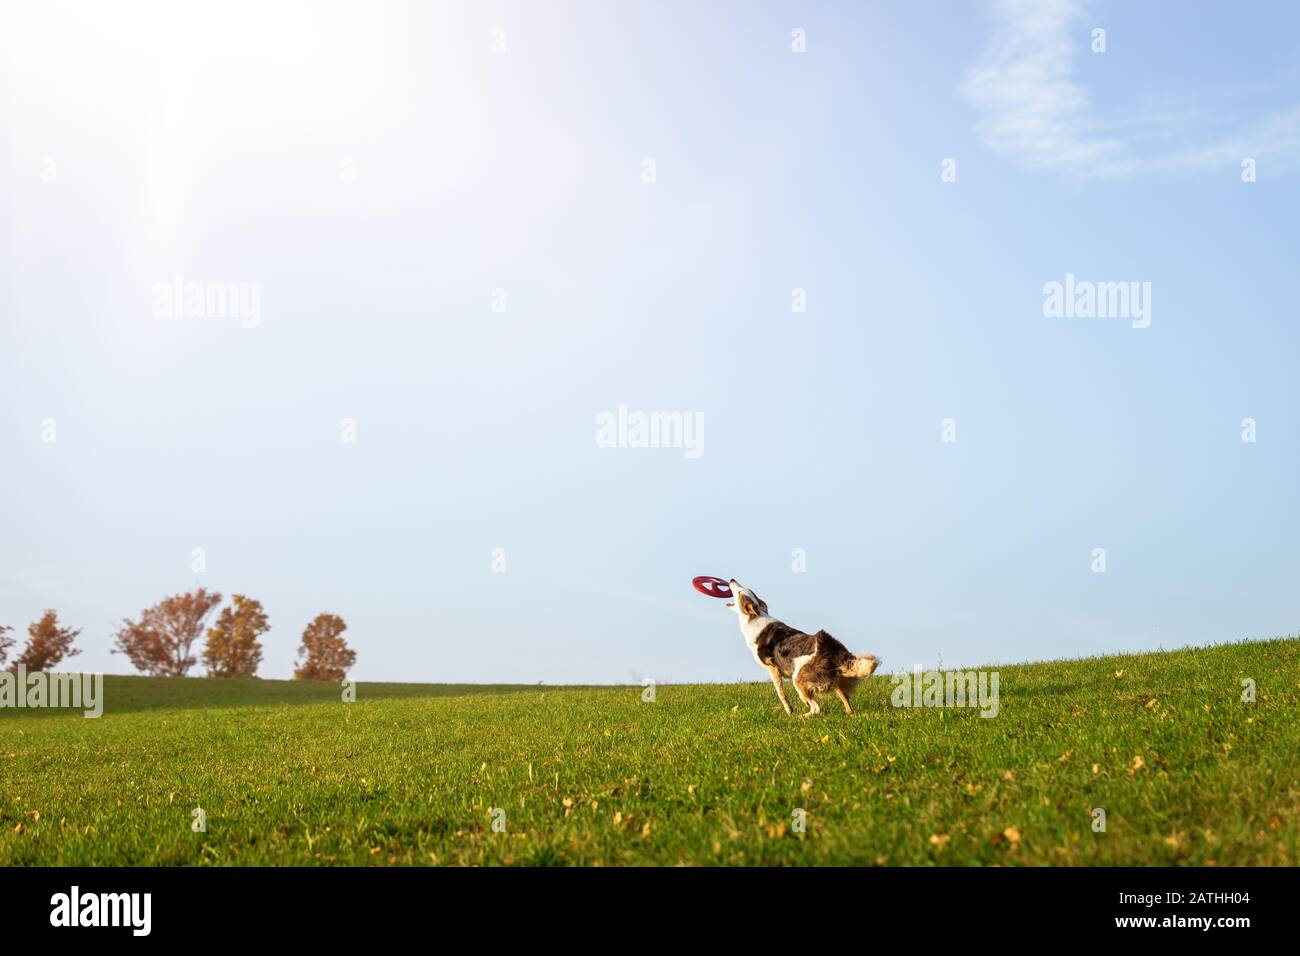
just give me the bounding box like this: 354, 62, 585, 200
2, 638, 1297, 865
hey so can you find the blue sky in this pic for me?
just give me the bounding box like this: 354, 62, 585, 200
3, 0, 1298, 682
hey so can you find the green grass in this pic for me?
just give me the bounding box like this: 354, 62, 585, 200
2, 638, 1298, 866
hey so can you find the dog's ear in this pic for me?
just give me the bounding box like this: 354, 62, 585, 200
750, 591, 768, 614
738, 593, 758, 617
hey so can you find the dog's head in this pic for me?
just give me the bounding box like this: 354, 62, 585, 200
726, 579, 768, 620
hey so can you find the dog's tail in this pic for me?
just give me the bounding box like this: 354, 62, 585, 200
838, 654, 880, 679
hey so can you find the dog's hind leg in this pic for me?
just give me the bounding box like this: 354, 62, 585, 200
793, 674, 821, 716
765, 664, 793, 715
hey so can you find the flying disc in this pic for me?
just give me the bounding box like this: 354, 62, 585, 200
692, 575, 732, 598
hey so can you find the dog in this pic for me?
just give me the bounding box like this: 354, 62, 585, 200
726, 579, 879, 716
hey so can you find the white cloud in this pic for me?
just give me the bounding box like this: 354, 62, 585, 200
963, 0, 1132, 174
963, 0, 1300, 176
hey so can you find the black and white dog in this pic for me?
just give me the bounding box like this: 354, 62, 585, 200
726, 579, 879, 716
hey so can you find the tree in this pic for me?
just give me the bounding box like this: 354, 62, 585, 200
14, 610, 82, 672
0, 625, 13, 668
114, 588, 223, 677
202, 595, 269, 678
293, 613, 356, 681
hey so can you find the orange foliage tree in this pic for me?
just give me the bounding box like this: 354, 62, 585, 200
202, 595, 269, 678
293, 613, 356, 681
14, 610, 82, 671
114, 588, 223, 676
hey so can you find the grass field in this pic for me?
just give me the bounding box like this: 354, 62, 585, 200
2, 638, 1297, 866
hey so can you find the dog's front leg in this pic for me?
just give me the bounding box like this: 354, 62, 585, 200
765, 664, 793, 714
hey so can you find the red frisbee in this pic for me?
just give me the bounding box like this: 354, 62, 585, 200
692, 575, 732, 598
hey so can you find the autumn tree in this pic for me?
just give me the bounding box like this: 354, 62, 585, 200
293, 613, 357, 681
14, 610, 82, 672
114, 588, 223, 677
0, 625, 13, 668
202, 595, 269, 678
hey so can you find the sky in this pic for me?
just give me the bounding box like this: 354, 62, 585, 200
2, 0, 1298, 683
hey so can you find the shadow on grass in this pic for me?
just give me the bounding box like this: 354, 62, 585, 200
0, 673, 604, 719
